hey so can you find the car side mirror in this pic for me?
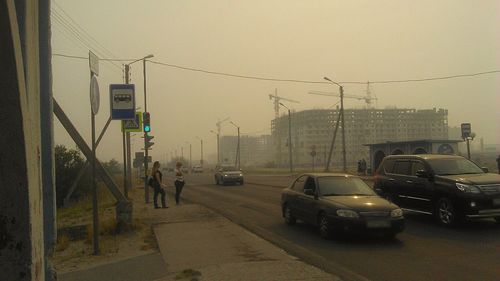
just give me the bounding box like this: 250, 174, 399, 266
482, 167, 489, 173
415, 170, 429, 178
304, 189, 315, 196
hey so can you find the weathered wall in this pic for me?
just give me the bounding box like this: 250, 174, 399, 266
0, 0, 45, 280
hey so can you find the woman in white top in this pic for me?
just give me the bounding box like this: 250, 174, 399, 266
174, 161, 185, 205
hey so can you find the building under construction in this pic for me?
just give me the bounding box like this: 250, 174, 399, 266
271, 107, 449, 170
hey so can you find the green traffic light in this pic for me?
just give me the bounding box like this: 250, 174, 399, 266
144, 125, 151, 132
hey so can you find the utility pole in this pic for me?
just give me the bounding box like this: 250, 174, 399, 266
279, 103, 293, 174
143, 58, 150, 203
324, 77, 347, 172
210, 130, 219, 164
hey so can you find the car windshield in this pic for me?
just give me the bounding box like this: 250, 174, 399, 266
427, 158, 484, 175
318, 177, 376, 196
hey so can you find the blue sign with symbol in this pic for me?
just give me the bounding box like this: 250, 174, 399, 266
110, 84, 135, 120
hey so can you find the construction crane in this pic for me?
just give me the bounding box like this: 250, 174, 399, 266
268, 88, 299, 120
308, 86, 377, 108
216, 117, 230, 136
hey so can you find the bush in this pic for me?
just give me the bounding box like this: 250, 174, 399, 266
55, 145, 91, 207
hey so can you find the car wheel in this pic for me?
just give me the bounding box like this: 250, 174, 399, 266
436, 198, 459, 226
318, 213, 331, 239
283, 205, 296, 225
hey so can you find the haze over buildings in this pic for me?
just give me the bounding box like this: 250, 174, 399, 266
51, 1, 500, 162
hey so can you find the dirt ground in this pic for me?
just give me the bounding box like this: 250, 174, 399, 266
53, 185, 158, 274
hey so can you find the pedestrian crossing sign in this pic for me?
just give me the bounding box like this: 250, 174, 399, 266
122, 112, 142, 132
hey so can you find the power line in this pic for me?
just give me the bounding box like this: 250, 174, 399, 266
52, 52, 500, 85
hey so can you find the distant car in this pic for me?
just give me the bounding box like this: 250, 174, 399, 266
374, 154, 500, 226
281, 173, 405, 239
214, 165, 244, 185
192, 165, 203, 173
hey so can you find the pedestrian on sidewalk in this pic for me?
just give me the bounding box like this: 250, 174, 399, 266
174, 161, 185, 205
151, 161, 168, 209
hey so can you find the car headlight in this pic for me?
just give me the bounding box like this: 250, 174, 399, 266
391, 208, 403, 218
456, 183, 480, 194
336, 209, 359, 218
224, 174, 228, 177
239, 173, 243, 177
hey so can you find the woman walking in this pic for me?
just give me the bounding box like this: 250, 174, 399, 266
174, 162, 185, 205
151, 161, 167, 209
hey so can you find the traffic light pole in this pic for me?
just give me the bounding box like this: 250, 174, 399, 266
143, 59, 150, 204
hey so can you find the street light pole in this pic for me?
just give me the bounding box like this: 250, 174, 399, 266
196, 136, 204, 166
279, 103, 293, 174
324, 77, 347, 172
230, 121, 241, 169
210, 130, 219, 164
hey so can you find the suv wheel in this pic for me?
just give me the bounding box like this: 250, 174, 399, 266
436, 198, 458, 226
283, 205, 296, 225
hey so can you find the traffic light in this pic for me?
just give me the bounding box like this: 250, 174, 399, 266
145, 134, 155, 149
143, 112, 151, 133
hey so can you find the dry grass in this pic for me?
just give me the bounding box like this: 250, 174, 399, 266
56, 235, 71, 252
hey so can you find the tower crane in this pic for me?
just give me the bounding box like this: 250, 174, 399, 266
268, 88, 299, 120
216, 117, 230, 136
308, 87, 377, 108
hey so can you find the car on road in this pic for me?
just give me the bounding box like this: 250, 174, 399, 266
374, 154, 500, 226
281, 173, 405, 239
215, 165, 244, 185
191, 165, 203, 173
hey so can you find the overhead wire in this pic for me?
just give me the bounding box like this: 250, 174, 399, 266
52, 53, 500, 86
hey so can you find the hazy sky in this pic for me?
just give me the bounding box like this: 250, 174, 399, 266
51, 0, 500, 162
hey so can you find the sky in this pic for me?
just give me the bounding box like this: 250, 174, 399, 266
51, 0, 500, 163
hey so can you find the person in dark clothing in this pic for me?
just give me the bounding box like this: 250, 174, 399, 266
174, 161, 185, 205
151, 161, 167, 209
497, 155, 500, 174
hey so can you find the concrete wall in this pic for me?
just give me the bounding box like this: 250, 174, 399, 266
0, 0, 46, 280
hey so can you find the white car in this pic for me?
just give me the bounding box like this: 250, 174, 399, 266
191, 165, 203, 173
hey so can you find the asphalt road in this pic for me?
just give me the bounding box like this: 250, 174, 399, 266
177, 173, 500, 281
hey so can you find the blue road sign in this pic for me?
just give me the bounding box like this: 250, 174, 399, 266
110, 84, 135, 120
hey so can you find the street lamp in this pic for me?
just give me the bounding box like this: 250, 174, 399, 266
210, 130, 219, 164
279, 103, 293, 174
230, 121, 241, 169
324, 76, 347, 172
196, 136, 204, 166
123, 54, 153, 202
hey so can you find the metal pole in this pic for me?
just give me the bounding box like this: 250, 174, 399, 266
340, 86, 347, 172
237, 127, 241, 169
288, 109, 293, 174
125, 134, 131, 198
91, 106, 99, 255
189, 143, 192, 170
325, 110, 342, 172
217, 134, 220, 164
143, 59, 149, 203
124, 64, 130, 199
201, 139, 204, 165
466, 138, 471, 159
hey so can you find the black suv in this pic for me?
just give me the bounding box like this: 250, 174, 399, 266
374, 154, 500, 226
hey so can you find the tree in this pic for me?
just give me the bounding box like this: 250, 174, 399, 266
102, 158, 121, 174
55, 145, 90, 207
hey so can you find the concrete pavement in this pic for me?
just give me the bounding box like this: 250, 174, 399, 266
59, 182, 340, 281
152, 200, 339, 281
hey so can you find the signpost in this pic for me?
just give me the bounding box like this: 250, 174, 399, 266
122, 112, 143, 133
109, 84, 136, 120
461, 123, 474, 159
89, 52, 99, 255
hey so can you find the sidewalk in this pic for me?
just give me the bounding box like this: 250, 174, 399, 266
151, 195, 339, 281
60, 185, 340, 281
